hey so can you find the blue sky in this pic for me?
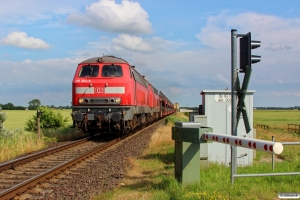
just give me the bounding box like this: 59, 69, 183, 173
1, 0, 300, 108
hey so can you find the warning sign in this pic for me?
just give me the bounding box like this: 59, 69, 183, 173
214, 94, 231, 103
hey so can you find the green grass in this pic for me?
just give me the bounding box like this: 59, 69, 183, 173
199, 161, 300, 200
97, 111, 300, 200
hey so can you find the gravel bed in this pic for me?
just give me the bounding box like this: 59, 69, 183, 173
37, 121, 163, 200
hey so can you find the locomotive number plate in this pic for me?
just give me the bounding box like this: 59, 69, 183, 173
95, 87, 104, 93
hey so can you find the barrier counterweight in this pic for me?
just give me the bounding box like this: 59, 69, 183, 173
202, 132, 283, 155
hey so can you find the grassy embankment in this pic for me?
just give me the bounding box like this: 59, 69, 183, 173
0, 109, 81, 162
96, 110, 300, 200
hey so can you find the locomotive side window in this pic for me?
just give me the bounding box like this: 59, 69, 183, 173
102, 65, 123, 77
79, 65, 99, 77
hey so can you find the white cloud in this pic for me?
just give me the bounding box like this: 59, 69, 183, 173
12, 70, 21, 75
265, 44, 292, 51
196, 12, 300, 51
271, 91, 300, 97
0, 0, 92, 24
67, 0, 153, 34
170, 87, 181, 95
0, 32, 51, 49
23, 59, 33, 64
195, 12, 300, 88
0, 58, 78, 86
216, 73, 229, 84
2, 9, 300, 107
278, 80, 284, 84
0, 58, 80, 106
196, 12, 231, 49
112, 34, 163, 52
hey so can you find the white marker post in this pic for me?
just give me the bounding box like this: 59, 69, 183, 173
202, 132, 283, 155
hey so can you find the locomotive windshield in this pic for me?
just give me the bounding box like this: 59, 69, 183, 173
102, 65, 123, 77
78, 65, 99, 77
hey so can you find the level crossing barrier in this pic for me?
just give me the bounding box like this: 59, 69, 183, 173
202, 132, 300, 180
202, 132, 284, 155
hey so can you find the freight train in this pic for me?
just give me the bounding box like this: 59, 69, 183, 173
71, 55, 175, 136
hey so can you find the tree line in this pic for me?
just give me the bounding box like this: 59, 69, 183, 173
0, 99, 71, 110
254, 106, 300, 110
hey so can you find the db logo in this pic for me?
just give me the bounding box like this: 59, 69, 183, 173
95, 88, 104, 93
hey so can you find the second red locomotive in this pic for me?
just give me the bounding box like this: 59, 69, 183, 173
71, 55, 174, 135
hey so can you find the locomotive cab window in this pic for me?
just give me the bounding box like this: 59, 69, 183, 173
102, 65, 123, 77
78, 65, 99, 77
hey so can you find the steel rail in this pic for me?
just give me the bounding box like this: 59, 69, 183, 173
0, 138, 118, 199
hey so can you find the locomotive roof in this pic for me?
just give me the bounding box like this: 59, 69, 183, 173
80, 55, 128, 64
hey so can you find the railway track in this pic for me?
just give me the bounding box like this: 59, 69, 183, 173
0, 120, 162, 199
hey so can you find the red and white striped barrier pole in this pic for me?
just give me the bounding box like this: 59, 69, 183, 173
202, 132, 284, 155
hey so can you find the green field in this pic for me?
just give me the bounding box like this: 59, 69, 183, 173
2, 109, 300, 131
254, 110, 300, 129
3, 109, 73, 130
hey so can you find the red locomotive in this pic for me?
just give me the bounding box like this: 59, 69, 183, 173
71, 55, 175, 135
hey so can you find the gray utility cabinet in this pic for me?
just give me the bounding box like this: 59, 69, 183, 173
198, 90, 255, 166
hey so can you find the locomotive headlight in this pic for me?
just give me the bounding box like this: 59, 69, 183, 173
115, 98, 121, 104
79, 98, 84, 104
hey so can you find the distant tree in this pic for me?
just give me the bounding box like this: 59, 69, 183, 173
14, 106, 26, 110
50, 105, 56, 108
28, 99, 41, 110
2, 103, 14, 110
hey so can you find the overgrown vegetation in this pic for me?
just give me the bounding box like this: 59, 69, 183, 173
164, 112, 189, 125
0, 108, 7, 133
96, 111, 300, 200
25, 106, 69, 131
0, 108, 23, 137
0, 108, 45, 162
0, 131, 45, 162
42, 127, 87, 142
0, 109, 85, 162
